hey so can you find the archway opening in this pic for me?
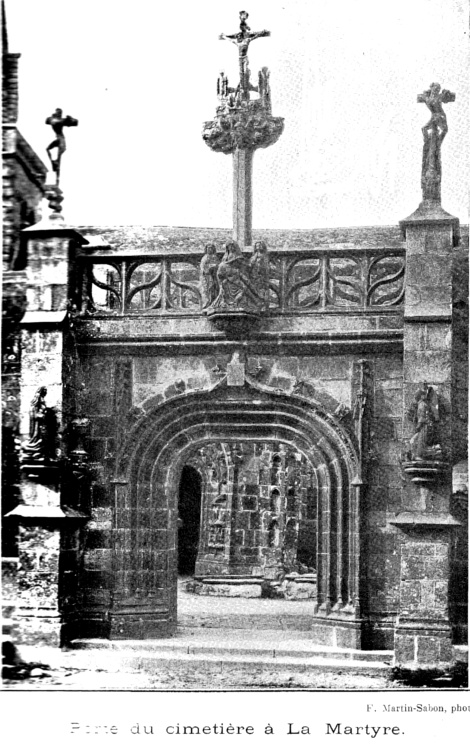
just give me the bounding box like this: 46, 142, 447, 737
177, 465, 202, 576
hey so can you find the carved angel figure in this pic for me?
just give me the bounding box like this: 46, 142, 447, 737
407, 384, 442, 461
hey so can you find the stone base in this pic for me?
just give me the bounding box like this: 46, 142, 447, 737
186, 574, 317, 600
12, 610, 62, 646
394, 618, 455, 670
108, 609, 175, 640
187, 577, 264, 598
206, 309, 261, 337
279, 573, 317, 600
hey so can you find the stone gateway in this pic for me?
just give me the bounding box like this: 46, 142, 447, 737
1, 8, 468, 676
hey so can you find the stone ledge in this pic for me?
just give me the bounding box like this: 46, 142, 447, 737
390, 512, 461, 528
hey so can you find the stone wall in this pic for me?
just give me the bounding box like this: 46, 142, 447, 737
2, 131, 46, 270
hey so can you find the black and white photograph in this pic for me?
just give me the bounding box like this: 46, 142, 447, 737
1, 0, 469, 736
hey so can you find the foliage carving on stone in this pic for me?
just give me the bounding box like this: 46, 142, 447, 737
202, 109, 284, 154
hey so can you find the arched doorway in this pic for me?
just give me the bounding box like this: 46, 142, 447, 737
108, 380, 362, 642
177, 465, 202, 576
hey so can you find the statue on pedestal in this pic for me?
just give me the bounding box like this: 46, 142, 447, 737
417, 83, 455, 203
21, 386, 58, 464
407, 384, 442, 462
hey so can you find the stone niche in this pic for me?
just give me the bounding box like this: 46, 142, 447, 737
182, 441, 318, 599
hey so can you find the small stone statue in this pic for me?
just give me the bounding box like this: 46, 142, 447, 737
21, 386, 57, 463
249, 240, 270, 308
199, 243, 220, 308
417, 83, 455, 202
407, 384, 442, 461
258, 67, 271, 111
217, 71, 228, 98
46, 108, 78, 183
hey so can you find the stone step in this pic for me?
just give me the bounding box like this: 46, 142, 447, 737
68, 628, 393, 673
19, 643, 391, 678
178, 614, 316, 630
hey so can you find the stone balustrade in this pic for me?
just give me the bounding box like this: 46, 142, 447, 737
75, 247, 405, 316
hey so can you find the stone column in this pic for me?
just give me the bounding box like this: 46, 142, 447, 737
6, 216, 88, 645
233, 149, 253, 247
393, 202, 461, 670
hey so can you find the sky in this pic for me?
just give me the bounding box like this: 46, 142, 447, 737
5, 0, 469, 229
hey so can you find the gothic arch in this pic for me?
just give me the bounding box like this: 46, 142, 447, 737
110, 378, 363, 638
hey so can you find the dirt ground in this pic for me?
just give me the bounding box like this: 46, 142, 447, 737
3, 660, 399, 691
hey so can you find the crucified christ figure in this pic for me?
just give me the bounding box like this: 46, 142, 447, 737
219, 11, 270, 99
418, 82, 455, 141
417, 83, 455, 201
45, 108, 78, 183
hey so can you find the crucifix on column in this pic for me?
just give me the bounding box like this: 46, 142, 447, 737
203, 11, 284, 247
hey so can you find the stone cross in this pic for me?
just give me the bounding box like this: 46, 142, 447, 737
46, 108, 78, 185
417, 83, 455, 203
219, 10, 270, 101
204, 13, 283, 247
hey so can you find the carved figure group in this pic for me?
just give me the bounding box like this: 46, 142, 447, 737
199, 240, 271, 312
219, 11, 270, 101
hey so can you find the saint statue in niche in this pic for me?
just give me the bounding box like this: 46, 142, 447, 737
21, 386, 57, 463
407, 384, 442, 461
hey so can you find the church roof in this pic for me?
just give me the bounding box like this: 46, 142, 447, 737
77, 224, 469, 255
77, 225, 410, 254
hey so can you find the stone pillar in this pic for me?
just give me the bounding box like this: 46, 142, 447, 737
393, 202, 461, 670
6, 218, 88, 644
233, 149, 253, 247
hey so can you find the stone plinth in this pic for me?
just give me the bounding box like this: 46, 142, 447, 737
392, 519, 460, 669
14, 524, 61, 645
395, 203, 461, 670
280, 573, 317, 600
